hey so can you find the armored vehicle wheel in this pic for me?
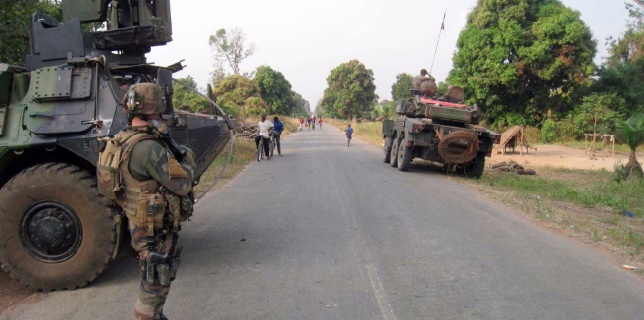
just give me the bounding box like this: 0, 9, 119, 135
464, 154, 485, 178
0, 163, 117, 291
390, 138, 399, 167
383, 138, 392, 163
397, 143, 412, 171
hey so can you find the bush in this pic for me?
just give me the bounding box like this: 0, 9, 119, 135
540, 119, 557, 143
614, 161, 644, 183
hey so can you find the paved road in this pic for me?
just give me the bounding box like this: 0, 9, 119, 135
4, 125, 644, 320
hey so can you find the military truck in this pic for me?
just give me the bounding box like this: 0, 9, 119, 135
0, 0, 232, 291
382, 85, 499, 178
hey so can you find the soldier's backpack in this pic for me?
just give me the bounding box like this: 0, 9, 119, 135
97, 131, 153, 200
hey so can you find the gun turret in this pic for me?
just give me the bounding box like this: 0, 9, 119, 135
26, 0, 173, 70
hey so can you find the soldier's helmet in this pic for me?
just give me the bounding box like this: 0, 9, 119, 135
125, 83, 165, 116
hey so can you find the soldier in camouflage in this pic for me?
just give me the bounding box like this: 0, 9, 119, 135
105, 83, 196, 320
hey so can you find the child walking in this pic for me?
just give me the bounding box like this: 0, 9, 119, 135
345, 124, 353, 147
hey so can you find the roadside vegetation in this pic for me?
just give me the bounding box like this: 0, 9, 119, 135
324, 118, 383, 146
327, 118, 644, 264
469, 168, 644, 263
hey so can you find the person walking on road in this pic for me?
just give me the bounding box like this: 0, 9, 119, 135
312, 115, 317, 130
255, 114, 274, 159
299, 116, 304, 131
272, 116, 284, 156
307, 116, 312, 131
318, 116, 323, 131
345, 124, 353, 147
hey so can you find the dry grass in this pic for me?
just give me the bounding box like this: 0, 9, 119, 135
324, 118, 384, 147
462, 167, 644, 265
193, 137, 256, 197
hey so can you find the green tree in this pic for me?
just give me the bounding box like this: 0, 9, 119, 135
559, 93, 626, 139
172, 76, 210, 113
209, 28, 256, 76
371, 100, 396, 120
0, 0, 62, 65
321, 60, 377, 120
391, 73, 414, 100
448, 0, 596, 127
291, 91, 309, 116
253, 66, 293, 115
618, 112, 644, 180
213, 75, 267, 119
595, 1, 644, 114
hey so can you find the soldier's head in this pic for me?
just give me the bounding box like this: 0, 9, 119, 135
124, 83, 165, 120
273, 116, 279, 122
261, 114, 267, 121
420, 69, 428, 76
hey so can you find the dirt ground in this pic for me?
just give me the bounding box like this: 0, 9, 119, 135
489, 144, 639, 171
0, 272, 41, 315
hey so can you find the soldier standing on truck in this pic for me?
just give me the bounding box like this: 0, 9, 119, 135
412, 69, 437, 96
98, 83, 196, 320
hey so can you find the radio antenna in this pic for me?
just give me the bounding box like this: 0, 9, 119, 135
429, 10, 447, 75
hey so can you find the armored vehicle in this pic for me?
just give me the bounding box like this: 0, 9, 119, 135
0, 0, 232, 291
382, 85, 499, 178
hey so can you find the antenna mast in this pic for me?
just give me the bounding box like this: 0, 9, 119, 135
430, 10, 447, 75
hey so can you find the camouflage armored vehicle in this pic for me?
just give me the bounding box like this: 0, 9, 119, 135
382, 84, 499, 178
0, 0, 232, 291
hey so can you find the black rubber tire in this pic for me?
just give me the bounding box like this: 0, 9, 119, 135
0, 163, 117, 291
390, 138, 399, 167
269, 139, 275, 158
383, 138, 392, 163
464, 154, 486, 178
397, 142, 413, 171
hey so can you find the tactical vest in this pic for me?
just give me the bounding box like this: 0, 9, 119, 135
98, 129, 181, 232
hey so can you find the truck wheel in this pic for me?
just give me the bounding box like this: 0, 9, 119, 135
390, 138, 399, 167
383, 138, 392, 163
397, 142, 412, 171
0, 163, 117, 291
464, 154, 485, 178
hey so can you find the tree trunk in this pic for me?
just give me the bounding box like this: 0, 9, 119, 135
627, 151, 643, 181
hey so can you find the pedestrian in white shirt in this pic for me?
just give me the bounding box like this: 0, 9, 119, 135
255, 114, 274, 159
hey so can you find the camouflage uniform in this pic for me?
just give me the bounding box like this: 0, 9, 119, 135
128, 135, 195, 320
102, 83, 196, 320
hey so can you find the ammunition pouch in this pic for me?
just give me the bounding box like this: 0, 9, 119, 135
143, 246, 182, 286
163, 192, 183, 229
130, 192, 165, 228
180, 191, 195, 221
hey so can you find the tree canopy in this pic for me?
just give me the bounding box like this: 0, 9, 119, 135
209, 28, 256, 76
253, 66, 293, 115
0, 0, 62, 65
595, 1, 644, 115
213, 75, 266, 118
172, 76, 210, 113
291, 91, 310, 116
448, 0, 596, 127
320, 60, 377, 119
391, 73, 414, 101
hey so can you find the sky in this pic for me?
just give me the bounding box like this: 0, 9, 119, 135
148, 0, 630, 113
